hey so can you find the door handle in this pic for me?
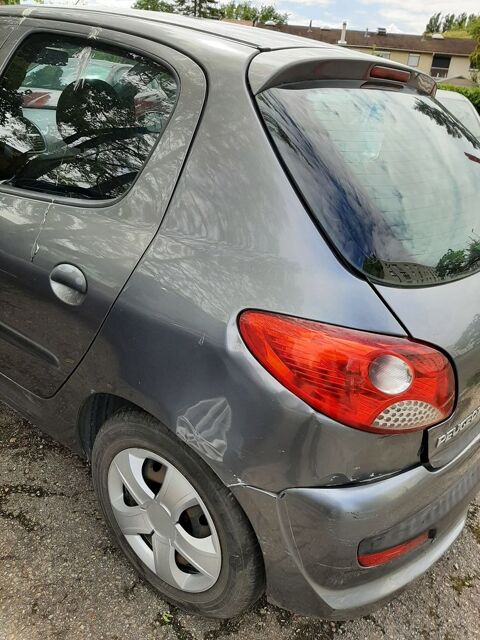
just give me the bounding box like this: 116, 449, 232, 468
49, 264, 87, 305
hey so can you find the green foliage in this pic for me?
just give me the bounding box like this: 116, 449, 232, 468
222, 0, 256, 20
469, 17, 480, 68
436, 239, 480, 280
174, 0, 220, 18
425, 12, 479, 34
470, 16, 480, 40
439, 84, 480, 115
442, 29, 471, 39
133, 0, 174, 10
436, 248, 469, 279
425, 13, 480, 69
160, 611, 173, 624
425, 12, 442, 34
133, 0, 217, 17
220, 1, 288, 25
258, 4, 288, 24
0, 0, 20, 5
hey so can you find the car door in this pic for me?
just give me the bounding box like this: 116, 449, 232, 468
0, 17, 206, 398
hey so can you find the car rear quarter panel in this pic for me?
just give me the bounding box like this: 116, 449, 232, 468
375, 276, 480, 467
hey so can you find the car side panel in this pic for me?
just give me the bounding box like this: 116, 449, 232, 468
7, 45, 426, 492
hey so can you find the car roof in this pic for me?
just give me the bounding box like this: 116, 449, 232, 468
0, 5, 335, 52
1, 5, 420, 90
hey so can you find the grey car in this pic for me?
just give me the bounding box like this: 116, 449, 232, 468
0, 6, 479, 621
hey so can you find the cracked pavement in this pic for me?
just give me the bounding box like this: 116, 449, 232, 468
0, 403, 479, 640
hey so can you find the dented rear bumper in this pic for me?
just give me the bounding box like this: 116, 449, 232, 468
232, 439, 480, 618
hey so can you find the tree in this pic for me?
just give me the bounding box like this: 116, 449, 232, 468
442, 13, 456, 32
436, 248, 468, 279
175, 0, 220, 18
455, 12, 468, 29
258, 4, 288, 24
425, 12, 480, 34
219, 1, 287, 25
468, 16, 480, 69
436, 237, 480, 280
222, 0, 257, 21
133, 0, 174, 10
425, 12, 442, 33
425, 12, 480, 69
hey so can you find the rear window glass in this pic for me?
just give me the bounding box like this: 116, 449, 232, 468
257, 86, 480, 286
439, 96, 480, 139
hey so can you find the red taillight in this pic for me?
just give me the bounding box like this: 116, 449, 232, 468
238, 311, 455, 434
370, 65, 411, 83
358, 531, 430, 567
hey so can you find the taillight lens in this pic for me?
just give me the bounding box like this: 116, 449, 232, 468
238, 311, 455, 434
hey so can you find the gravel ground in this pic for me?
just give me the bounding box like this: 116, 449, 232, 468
0, 403, 478, 640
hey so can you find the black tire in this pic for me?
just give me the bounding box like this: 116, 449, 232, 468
91, 409, 265, 618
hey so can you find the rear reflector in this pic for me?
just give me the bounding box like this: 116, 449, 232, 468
238, 311, 455, 434
370, 65, 411, 83
358, 531, 430, 567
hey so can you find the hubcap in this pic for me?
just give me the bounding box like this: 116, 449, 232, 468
107, 448, 221, 593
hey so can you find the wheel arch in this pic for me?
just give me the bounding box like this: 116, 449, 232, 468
78, 392, 141, 459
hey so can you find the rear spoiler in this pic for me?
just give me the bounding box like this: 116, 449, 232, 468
249, 47, 436, 96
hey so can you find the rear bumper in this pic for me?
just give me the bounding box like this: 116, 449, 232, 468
232, 440, 480, 619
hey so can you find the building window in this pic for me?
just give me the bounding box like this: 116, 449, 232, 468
407, 53, 420, 67
376, 51, 391, 59
430, 54, 451, 78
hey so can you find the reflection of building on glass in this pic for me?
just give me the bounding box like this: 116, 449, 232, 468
378, 260, 439, 285
176, 397, 232, 463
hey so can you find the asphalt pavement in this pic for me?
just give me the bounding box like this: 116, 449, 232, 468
0, 402, 479, 640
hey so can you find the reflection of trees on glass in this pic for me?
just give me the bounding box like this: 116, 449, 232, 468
362, 256, 384, 279
23, 65, 64, 91
0, 85, 33, 178
414, 99, 462, 138
436, 237, 480, 279
0, 33, 178, 200
414, 98, 480, 148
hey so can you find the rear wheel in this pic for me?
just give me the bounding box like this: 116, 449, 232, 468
91, 409, 264, 618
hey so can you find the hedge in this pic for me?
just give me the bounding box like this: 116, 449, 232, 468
438, 84, 480, 115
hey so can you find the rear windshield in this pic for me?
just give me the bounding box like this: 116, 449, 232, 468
257, 85, 480, 286
440, 96, 480, 139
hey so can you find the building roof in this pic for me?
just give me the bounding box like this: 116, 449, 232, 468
261, 25, 476, 57
222, 18, 255, 27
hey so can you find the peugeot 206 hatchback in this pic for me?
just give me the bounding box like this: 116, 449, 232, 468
0, 6, 479, 620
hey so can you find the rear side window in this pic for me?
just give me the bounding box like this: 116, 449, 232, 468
0, 33, 177, 200
258, 85, 480, 286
